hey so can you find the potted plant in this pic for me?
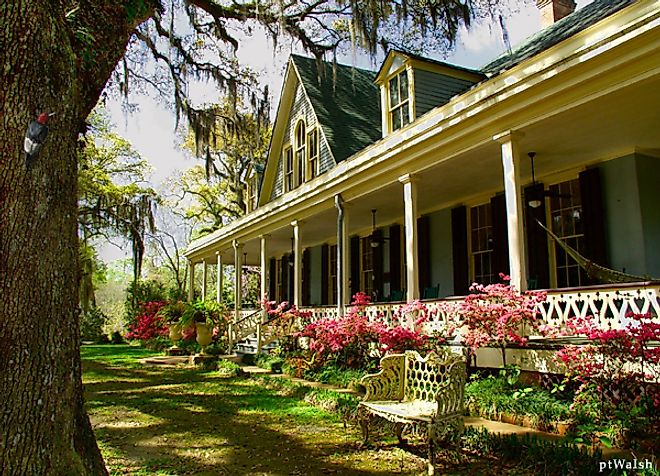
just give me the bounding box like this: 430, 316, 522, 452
181, 300, 228, 354
158, 301, 187, 351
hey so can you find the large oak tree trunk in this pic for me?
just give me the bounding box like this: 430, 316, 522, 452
0, 2, 152, 474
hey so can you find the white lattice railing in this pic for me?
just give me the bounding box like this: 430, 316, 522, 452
300, 282, 660, 333
233, 309, 263, 343
538, 282, 660, 330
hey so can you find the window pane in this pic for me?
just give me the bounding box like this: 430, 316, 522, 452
389, 77, 399, 106
401, 103, 410, 126
392, 108, 401, 131
399, 71, 408, 101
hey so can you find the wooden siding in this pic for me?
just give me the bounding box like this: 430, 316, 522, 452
413, 69, 476, 118
268, 82, 335, 203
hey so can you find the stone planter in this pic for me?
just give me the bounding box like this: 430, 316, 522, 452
195, 322, 213, 354
169, 323, 183, 345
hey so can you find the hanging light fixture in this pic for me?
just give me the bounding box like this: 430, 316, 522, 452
528, 151, 570, 208
369, 209, 380, 248
528, 152, 542, 209
288, 237, 294, 267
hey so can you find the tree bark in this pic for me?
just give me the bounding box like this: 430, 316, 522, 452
0, 1, 152, 474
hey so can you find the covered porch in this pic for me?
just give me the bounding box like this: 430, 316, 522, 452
184, 5, 660, 351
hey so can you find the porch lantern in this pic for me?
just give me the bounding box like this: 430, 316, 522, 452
369, 209, 387, 248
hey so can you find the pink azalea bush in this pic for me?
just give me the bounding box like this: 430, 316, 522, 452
125, 301, 168, 340
297, 293, 428, 369
554, 312, 660, 426
442, 274, 547, 367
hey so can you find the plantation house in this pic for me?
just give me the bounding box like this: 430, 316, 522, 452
185, 0, 660, 368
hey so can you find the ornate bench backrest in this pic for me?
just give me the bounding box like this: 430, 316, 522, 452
403, 350, 465, 413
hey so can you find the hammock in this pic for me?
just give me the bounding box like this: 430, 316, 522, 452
535, 219, 650, 284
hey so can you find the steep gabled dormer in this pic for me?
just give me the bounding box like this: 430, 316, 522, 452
259, 55, 381, 206
375, 51, 485, 137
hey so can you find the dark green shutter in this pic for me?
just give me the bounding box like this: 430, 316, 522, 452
417, 215, 431, 291
490, 193, 510, 281
350, 236, 360, 302
269, 258, 276, 300
389, 225, 402, 294
281, 256, 289, 303
372, 230, 384, 301
321, 244, 329, 305
451, 206, 469, 295
524, 184, 549, 289
288, 254, 295, 304
580, 167, 607, 284
302, 249, 311, 306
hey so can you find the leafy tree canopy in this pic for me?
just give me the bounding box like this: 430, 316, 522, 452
78, 109, 158, 282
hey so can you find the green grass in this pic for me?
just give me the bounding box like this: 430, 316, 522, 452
82, 344, 429, 475
83, 345, 642, 475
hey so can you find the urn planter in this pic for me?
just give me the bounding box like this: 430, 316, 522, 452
196, 322, 213, 354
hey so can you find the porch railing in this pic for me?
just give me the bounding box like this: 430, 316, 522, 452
229, 282, 660, 349
301, 281, 660, 333
538, 281, 660, 330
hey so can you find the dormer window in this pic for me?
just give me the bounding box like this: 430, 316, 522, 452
246, 174, 259, 212
295, 120, 306, 187
388, 70, 411, 131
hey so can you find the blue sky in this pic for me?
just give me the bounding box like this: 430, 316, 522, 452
101, 0, 592, 261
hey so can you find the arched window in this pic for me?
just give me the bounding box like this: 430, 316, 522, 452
295, 120, 306, 187
307, 128, 319, 180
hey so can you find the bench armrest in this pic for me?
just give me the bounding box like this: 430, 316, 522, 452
434, 358, 466, 416
361, 354, 405, 401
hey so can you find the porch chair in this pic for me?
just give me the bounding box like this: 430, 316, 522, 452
390, 289, 405, 302
422, 285, 440, 300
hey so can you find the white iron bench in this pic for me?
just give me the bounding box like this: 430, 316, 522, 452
358, 350, 466, 475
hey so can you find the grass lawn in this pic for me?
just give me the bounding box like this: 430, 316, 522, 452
83, 345, 433, 475
83, 345, 610, 475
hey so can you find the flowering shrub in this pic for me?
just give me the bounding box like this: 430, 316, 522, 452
297, 292, 429, 369
555, 312, 660, 431
125, 301, 168, 340
262, 297, 312, 337
441, 275, 546, 367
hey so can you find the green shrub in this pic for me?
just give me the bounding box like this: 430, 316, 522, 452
303, 364, 366, 390
80, 307, 108, 343
141, 336, 171, 351
110, 331, 124, 344
254, 353, 284, 373
217, 359, 242, 377
462, 427, 604, 475
464, 369, 572, 425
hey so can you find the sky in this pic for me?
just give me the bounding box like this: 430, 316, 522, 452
100, 0, 593, 262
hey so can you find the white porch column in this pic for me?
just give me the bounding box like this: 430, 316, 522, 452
216, 252, 223, 304
400, 174, 419, 302
233, 240, 243, 312
187, 260, 195, 302
292, 221, 303, 308
341, 204, 351, 309
260, 235, 269, 302
259, 235, 269, 353
494, 130, 528, 292
201, 260, 208, 300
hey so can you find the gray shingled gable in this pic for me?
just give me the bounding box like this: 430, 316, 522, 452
291, 55, 381, 163
483, 0, 636, 75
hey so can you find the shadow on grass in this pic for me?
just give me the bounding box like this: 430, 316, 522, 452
83, 346, 419, 475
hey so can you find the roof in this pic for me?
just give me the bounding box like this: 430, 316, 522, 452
375, 49, 485, 84
483, 0, 636, 75
291, 55, 382, 163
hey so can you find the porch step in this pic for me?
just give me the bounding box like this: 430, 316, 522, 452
234, 335, 278, 355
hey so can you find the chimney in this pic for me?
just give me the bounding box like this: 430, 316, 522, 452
536, 0, 576, 28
